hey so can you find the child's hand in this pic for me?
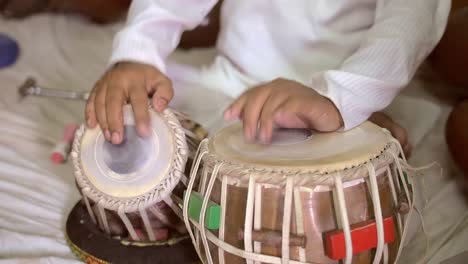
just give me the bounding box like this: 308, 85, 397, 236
85, 62, 173, 144
223, 78, 343, 143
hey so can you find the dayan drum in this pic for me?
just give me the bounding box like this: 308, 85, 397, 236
183, 121, 414, 264
67, 104, 207, 264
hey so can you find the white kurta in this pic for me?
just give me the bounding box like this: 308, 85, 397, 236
109, 0, 450, 130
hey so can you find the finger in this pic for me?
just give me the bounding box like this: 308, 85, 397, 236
403, 143, 412, 159
85, 89, 97, 128
394, 127, 409, 149
383, 121, 408, 148
369, 112, 407, 146
129, 87, 151, 138
224, 93, 248, 121
94, 83, 111, 141
106, 87, 126, 144
148, 76, 173, 112
274, 99, 310, 129
258, 93, 289, 143
152, 84, 173, 112
242, 87, 272, 142
278, 96, 343, 132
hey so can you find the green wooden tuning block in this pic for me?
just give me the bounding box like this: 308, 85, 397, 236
401, 172, 411, 186
183, 191, 221, 230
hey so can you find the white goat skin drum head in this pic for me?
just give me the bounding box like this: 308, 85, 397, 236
75, 105, 184, 200
210, 121, 391, 171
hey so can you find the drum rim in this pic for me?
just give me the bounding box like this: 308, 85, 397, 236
71, 107, 189, 213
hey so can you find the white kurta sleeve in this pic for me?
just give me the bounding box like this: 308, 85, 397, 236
109, 0, 218, 73
309, 0, 451, 130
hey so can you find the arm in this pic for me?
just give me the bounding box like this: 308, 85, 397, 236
109, 0, 219, 73
310, 0, 451, 130
86, 0, 218, 144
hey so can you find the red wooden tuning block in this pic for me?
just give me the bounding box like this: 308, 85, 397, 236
324, 217, 395, 260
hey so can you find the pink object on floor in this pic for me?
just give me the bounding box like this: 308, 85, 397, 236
50, 123, 79, 164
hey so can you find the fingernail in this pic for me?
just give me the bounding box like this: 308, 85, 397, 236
111, 132, 121, 144
87, 118, 95, 128
260, 131, 269, 144
155, 97, 167, 111
104, 130, 111, 141
245, 129, 254, 143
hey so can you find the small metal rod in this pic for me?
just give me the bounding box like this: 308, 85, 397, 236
18, 77, 89, 101
238, 229, 307, 248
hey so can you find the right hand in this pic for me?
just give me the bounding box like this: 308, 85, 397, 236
85, 61, 173, 144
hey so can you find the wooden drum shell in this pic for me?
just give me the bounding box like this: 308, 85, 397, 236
196, 167, 400, 264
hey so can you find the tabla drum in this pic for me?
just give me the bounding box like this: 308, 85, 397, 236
67, 104, 207, 264
183, 121, 414, 264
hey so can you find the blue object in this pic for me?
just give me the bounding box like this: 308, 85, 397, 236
0, 33, 19, 69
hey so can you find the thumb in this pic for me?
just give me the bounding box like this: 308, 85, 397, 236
274, 97, 342, 132
148, 76, 174, 112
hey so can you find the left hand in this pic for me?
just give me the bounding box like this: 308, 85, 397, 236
223, 78, 344, 143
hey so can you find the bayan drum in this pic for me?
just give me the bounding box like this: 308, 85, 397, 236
183, 121, 414, 264
67, 105, 207, 264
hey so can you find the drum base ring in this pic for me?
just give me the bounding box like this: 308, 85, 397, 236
66, 201, 200, 264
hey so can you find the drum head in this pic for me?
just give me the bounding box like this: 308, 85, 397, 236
210, 121, 392, 172
73, 105, 188, 210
